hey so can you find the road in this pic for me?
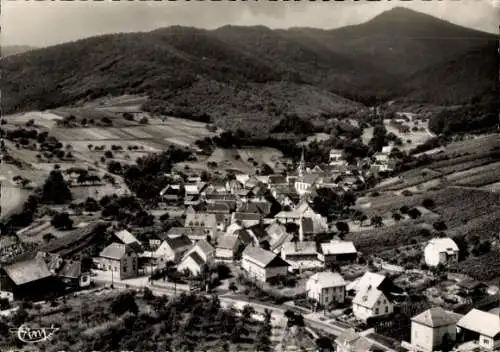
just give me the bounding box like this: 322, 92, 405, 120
92, 273, 347, 338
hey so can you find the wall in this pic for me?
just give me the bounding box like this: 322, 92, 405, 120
411, 323, 434, 351
216, 248, 234, 260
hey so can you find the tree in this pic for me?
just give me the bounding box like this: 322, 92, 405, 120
241, 304, 255, 323
42, 233, 56, 243
422, 198, 435, 209
408, 208, 422, 219
371, 215, 383, 227
41, 170, 72, 204
392, 212, 403, 222
260, 163, 274, 176
110, 292, 138, 316
51, 212, 73, 230
335, 221, 350, 236
400, 205, 410, 214
433, 221, 447, 231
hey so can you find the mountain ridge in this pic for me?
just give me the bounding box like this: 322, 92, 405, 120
2, 7, 496, 131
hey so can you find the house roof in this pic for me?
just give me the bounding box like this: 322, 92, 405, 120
269, 175, 287, 185
226, 222, 243, 236
193, 239, 215, 257
100, 243, 131, 260
457, 309, 500, 338
426, 237, 459, 254
301, 218, 314, 234
115, 229, 140, 245
347, 272, 387, 292
217, 235, 239, 250
321, 240, 357, 255
411, 307, 462, 328
3, 257, 53, 286
282, 241, 317, 256
185, 251, 205, 266
352, 284, 385, 309
207, 202, 231, 213
242, 245, 290, 268
235, 228, 255, 245
267, 222, 287, 239
233, 212, 261, 221
308, 271, 346, 288
165, 235, 193, 251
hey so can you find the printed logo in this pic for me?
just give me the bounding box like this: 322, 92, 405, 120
10, 324, 59, 343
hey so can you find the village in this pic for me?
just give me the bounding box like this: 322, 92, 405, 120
1, 126, 499, 352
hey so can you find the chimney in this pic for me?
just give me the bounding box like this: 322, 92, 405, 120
299, 216, 304, 243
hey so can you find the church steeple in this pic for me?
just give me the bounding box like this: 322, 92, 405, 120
298, 147, 305, 179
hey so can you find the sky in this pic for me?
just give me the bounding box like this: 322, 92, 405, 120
2, 0, 499, 47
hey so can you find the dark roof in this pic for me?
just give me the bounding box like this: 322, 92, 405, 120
217, 235, 239, 250
187, 251, 205, 266
165, 227, 206, 240
236, 229, 254, 245
269, 175, 287, 185
234, 212, 261, 221
248, 224, 269, 240
207, 202, 231, 213
301, 218, 314, 234
237, 202, 262, 214
165, 235, 193, 251
3, 257, 53, 285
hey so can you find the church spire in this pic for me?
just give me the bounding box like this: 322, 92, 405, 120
298, 146, 305, 179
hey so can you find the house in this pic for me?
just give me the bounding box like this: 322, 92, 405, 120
159, 184, 182, 202
114, 229, 142, 252
319, 240, 358, 266
216, 235, 241, 261
234, 228, 257, 247
241, 246, 290, 282
0, 257, 57, 299
306, 271, 346, 305
233, 212, 262, 223
457, 309, 500, 350
97, 243, 138, 280
184, 239, 215, 264
154, 235, 192, 264
226, 179, 243, 194
166, 227, 210, 242
410, 307, 462, 352
352, 281, 393, 322
347, 272, 388, 294
268, 175, 287, 186
329, 149, 347, 167
237, 201, 272, 217
235, 174, 250, 186
177, 252, 206, 277
184, 213, 218, 237
424, 238, 459, 267
39, 252, 90, 289
207, 202, 232, 214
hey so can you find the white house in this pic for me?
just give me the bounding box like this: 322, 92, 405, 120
329, 149, 344, 163
215, 235, 241, 261
114, 229, 142, 252
281, 241, 321, 270
352, 282, 393, 322
184, 239, 215, 264
410, 307, 461, 352
424, 238, 459, 267
154, 235, 192, 264
177, 252, 206, 277
306, 271, 346, 305
97, 243, 138, 280
184, 213, 218, 237
241, 246, 290, 282
457, 309, 500, 350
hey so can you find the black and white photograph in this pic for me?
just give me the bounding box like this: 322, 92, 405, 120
0, 0, 499, 351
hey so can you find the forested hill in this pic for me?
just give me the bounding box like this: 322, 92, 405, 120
2, 7, 496, 130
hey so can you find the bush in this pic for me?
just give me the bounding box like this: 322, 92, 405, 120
50, 212, 73, 230
422, 198, 435, 209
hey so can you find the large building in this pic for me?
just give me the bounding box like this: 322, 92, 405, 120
242, 246, 290, 282
457, 309, 500, 350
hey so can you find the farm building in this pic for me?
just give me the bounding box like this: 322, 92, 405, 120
281, 241, 319, 269
183, 239, 215, 264
424, 237, 459, 267
319, 240, 358, 266
457, 309, 500, 350
352, 281, 394, 322
114, 229, 142, 253
177, 252, 206, 277
306, 271, 346, 305
0, 257, 58, 299
241, 245, 290, 282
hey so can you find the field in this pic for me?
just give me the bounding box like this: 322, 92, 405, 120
384, 118, 433, 151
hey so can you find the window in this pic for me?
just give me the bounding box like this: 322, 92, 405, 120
385, 306, 389, 313
483, 338, 490, 345
375, 308, 379, 314
123, 266, 127, 273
